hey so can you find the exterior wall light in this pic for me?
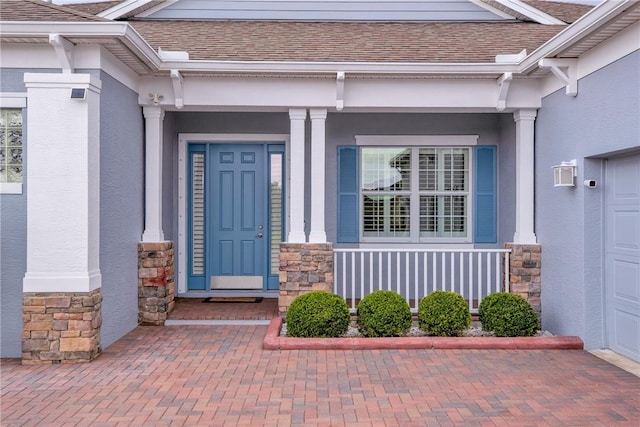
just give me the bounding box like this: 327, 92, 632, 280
552, 159, 577, 187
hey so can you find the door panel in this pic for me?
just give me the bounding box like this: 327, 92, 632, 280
605, 153, 640, 362
211, 144, 266, 289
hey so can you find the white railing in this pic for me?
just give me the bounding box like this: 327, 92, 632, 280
333, 248, 511, 314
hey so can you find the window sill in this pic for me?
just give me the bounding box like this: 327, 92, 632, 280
0, 182, 23, 194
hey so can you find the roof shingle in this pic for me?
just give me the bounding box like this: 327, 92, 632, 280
0, 0, 108, 22
131, 20, 565, 63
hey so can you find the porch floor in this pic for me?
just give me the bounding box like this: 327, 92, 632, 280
169, 297, 279, 321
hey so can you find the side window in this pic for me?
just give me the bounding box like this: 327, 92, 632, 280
0, 94, 26, 194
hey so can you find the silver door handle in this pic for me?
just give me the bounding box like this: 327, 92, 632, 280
256, 233, 264, 239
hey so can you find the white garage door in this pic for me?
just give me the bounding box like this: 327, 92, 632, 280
605, 153, 640, 362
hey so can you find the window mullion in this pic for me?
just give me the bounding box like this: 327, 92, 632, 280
410, 147, 420, 242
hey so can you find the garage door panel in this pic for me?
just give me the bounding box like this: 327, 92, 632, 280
612, 309, 640, 356
605, 153, 640, 362
610, 209, 639, 251
610, 258, 639, 304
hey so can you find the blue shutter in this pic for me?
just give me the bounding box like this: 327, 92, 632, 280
474, 145, 497, 243
337, 146, 359, 243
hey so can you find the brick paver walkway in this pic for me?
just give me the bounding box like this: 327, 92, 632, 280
2, 326, 639, 426
169, 297, 279, 320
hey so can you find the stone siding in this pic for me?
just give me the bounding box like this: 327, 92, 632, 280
505, 243, 542, 315
138, 241, 175, 325
279, 243, 333, 315
22, 289, 102, 364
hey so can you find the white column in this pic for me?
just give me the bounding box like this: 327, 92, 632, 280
288, 108, 307, 243
142, 106, 165, 242
309, 108, 327, 243
513, 109, 538, 244
23, 73, 102, 292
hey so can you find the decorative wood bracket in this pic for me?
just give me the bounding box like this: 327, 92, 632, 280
336, 71, 345, 111
170, 69, 184, 109
497, 72, 513, 111
49, 34, 74, 74
538, 58, 578, 96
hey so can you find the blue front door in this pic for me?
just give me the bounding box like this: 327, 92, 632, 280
187, 143, 283, 291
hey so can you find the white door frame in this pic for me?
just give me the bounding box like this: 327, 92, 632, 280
177, 133, 290, 294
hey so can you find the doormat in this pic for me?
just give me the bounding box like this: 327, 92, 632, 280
202, 297, 264, 303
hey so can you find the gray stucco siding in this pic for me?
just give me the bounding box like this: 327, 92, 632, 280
98, 71, 144, 349
0, 69, 36, 357
535, 51, 640, 347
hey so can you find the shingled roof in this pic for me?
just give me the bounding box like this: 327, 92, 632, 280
0, 0, 108, 22
0, 0, 596, 65
130, 20, 566, 63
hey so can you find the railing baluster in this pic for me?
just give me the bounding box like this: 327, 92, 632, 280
469, 251, 474, 311
505, 251, 510, 293
460, 252, 467, 311
414, 252, 419, 311
396, 252, 401, 295
332, 248, 511, 314
360, 252, 364, 308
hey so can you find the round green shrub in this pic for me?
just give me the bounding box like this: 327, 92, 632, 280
285, 291, 350, 338
418, 291, 471, 336
356, 290, 412, 337
478, 292, 540, 337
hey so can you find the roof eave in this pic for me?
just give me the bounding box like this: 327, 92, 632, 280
519, 0, 637, 73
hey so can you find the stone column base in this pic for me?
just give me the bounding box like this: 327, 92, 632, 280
138, 241, 175, 325
505, 243, 541, 315
279, 243, 334, 316
22, 289, 102, 364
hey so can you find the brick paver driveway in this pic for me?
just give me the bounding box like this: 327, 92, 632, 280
2, 326, 639, 426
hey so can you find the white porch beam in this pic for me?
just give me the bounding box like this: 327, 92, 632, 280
22, 73, 102, 292
288, 108, 308, 243
513, 109, 538, 244
48, 34, 74, 73
309, 108, 327, 243
142, 106, 165, 242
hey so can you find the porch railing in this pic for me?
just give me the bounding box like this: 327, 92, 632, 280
333, 248, 511, 314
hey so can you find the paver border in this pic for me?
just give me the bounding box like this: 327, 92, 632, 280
263, 317, 584, 350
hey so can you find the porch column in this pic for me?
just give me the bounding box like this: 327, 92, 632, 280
309, 108, 327, 243
513, 109, 538, 244
288, 108, 307, 243
22, 73, 102, 363
142, 106, 165, 242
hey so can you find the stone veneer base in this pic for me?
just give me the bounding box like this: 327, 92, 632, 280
22, 288, 102, 364
505, 243, 542, 315
278, 243, 333, 315
138, 241, 175, 326
263, 318, 584, 351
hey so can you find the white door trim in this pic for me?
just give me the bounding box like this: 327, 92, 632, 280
177, 133, 290, 294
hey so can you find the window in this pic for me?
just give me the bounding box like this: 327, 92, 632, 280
361, 147, 470, 241
0, 95, 26, 194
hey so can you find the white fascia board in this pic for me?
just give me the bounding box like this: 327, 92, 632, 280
470, 0, 516, 20
494, 0, 565, 25
519, 0, 636, 74
98, 0, 153, 20
136, 0, 177, 18
0, 21, 162, 70
158, 60, 519, 75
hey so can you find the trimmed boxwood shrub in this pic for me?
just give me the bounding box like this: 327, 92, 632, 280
286, 291, 350, 338
418, 291, 471, 336
478, 292, 540, 337
357, 290, 412, 337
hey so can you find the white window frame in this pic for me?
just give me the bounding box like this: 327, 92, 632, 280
356, 135, 477, 244
0, 93, 27, 195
